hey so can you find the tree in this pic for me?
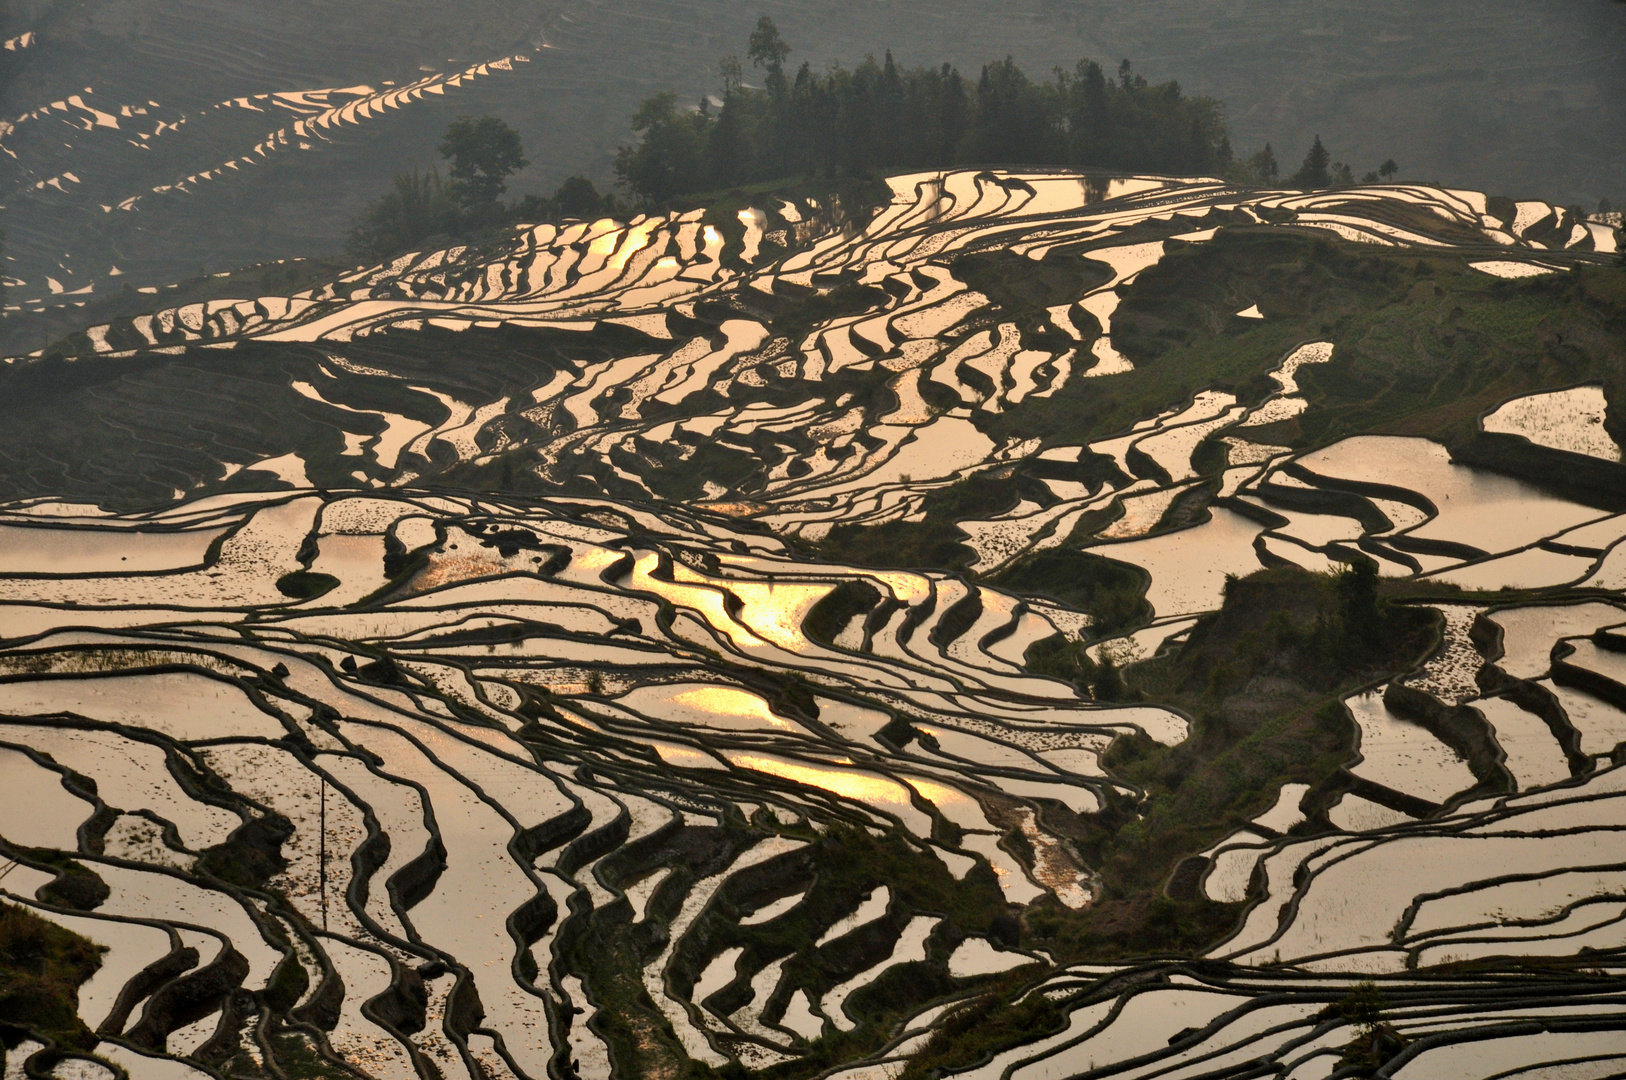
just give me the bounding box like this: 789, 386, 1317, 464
1336, 558, 1382, 649
747, 15, 790, 74
1230, 142, 1278, 186
1065, 58, 1111, 163
552, 177, 608, 218
964, 57, 1051, 164
1378, 158, 1398, 181
440, 115, 527, 213
1093, 656, 1126, 702
718, 55, 743, 97
513, 176, 617, 223
1254, 143, 1280, 184
346, 167, 460, 259
611, 30, 1235, 206
708, 92, 745, 187
1292, 135, 1331, 189
1331, 161, 1354, 187
1336, 982, 1406, 1070
613, 91, 709, 204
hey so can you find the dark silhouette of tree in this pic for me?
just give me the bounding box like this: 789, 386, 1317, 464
1336, 559, 1382, 649
1064, 59, 1111, 164
440, 115, 527, 213
512, 175, 618, 223
347, 168, 460, 259
1093, 656, 1126, 701
1378, 158, 1399, 180
718, 55, 743, 97
612, 22, 1232, 206
1226, 142, 1278, 186
964, 57, 1052, 164
709, 92, 745, 188
1255, 143, 1280, 184
351, 119, 626, 259
1292, 135, 1331, 189
551, 177, 610, 218
747, 15, 790, 75
612, 92, 709, 204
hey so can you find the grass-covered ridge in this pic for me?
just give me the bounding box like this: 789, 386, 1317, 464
899, 564, 1443, 1074
1005, 230, 1626, 452
817, 229, 1625, 595
0, 902, 103, 1053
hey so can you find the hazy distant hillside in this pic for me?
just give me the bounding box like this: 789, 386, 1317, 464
1, 0, 1622, 306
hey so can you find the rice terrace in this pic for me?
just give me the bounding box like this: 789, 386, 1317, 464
1, 4, 1625, 1080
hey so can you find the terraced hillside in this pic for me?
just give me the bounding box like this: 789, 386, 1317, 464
1, 172, 1625, 1080
2, 0, 1623, 339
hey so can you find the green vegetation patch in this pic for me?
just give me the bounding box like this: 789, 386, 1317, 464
898, 976, 1064, 1080
1055, 566, 1432, 934
818, 235, 1626, 588
905, 564, 1448, 1075
0, 902, 104, 1051
275, 571, 340, 601
992, 549, 1150, 640
817, 469, 1059, 572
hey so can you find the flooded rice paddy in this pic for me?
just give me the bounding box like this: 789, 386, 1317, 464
0, 172, 1624, 1079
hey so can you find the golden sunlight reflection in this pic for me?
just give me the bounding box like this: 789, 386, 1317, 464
905, 776, 993, 831
608, 220, 657, 270
568, 545, 625, 574
629, 552, 760, 645
672, 685, 790, 728
670, 563, 832, 651
587, 227, 624, 257
652, 739, 724, 769
725, 752, 932, 835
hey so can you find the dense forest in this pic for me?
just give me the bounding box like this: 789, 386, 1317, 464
349, 17, 1406, 259
613, 18, 1233, 203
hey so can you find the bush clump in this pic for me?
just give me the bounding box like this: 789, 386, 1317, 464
275, 570, 340, 600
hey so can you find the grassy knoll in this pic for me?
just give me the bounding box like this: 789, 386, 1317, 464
1060, 566, 1437, 933
820, 232, 1626, 588
0, 902, 103, 1052
818, 470, 1062, 572
898, 564, 1442, 1076
1076, 565, 1438, 907
1010, 228, 1626, 453
990, 549, 1149, 644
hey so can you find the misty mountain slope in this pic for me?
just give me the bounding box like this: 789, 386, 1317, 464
0, 0, 1621, 315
